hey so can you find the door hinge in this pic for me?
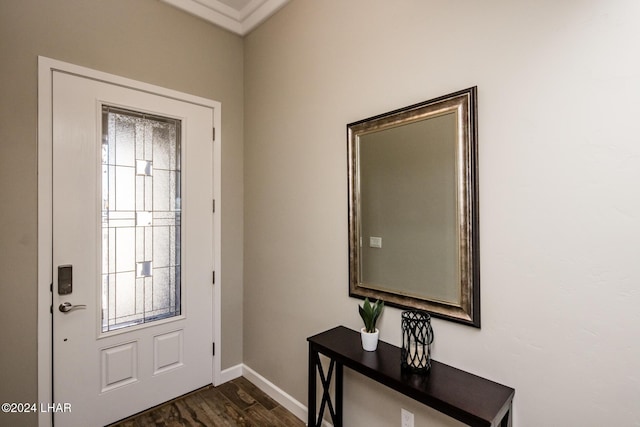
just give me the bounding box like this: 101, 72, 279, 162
212, 199, 215, 213
50, 305, 53, 314
212, 127, 216, 141
212, 271, 215, 284
212, 342, 215, 356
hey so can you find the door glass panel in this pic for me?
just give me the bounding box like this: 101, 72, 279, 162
101, 106, 181, 332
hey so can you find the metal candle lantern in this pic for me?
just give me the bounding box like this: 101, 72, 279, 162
401, 310, 434, 373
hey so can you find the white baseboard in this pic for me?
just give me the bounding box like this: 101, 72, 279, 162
219, 363, 332, 427
219, 363, 243, 384
242, 364, 309, 422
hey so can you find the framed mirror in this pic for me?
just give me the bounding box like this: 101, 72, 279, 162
348, 87, 479, 327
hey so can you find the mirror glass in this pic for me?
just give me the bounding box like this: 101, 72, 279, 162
348, 87, 479, 327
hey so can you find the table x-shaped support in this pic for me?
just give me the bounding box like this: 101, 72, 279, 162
308, 343, 343, 427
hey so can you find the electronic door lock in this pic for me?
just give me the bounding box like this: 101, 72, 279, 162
58, 265, 72, 295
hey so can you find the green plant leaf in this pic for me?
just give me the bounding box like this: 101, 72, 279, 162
359, 298, 384, 333
358, 305, 366, 325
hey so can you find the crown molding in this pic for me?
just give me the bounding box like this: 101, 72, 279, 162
162, 0, 290, 36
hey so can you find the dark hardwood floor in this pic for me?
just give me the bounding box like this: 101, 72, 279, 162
108, 377, 305, 427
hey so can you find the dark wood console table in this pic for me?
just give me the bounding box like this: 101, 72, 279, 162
308, 326, 514, 427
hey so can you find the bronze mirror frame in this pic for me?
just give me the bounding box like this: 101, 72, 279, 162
347, 87, 479, 327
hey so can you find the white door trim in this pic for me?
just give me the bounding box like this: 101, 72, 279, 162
37, 56, 222, 427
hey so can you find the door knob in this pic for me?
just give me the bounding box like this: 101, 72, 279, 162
58, 302, 87, 313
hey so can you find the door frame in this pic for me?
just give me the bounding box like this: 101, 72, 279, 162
37, 56, 222, 427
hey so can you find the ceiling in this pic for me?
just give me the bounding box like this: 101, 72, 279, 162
161, 0, 290, 36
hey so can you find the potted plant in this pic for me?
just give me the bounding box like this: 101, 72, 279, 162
359, 298, 384, 351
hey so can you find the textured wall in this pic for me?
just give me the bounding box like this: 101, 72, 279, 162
0, 1, 243, 426
244, 1, 640, 425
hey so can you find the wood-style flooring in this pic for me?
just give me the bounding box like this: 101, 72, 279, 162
108, 377, 305, 427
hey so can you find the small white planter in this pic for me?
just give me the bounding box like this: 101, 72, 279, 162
360, 327, 379, 351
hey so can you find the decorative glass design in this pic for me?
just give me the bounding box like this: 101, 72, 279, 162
101, 106, 181, 332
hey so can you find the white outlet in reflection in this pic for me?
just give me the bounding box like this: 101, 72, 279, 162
401, 408, 414, 427
369, 236, 382, 248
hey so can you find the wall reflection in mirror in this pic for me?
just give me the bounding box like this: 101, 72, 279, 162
348, 87, 480, 327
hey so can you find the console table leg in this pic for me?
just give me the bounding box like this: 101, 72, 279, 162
308, 343, 317, 427
317, 358, 336, 425
308, 346, 341, 427
335, 362, 343, 426
499, 402, 513, 427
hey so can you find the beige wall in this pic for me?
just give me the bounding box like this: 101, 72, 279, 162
3, 0, 640, 426
244, 1, 640, 426
0, 1, 243, 425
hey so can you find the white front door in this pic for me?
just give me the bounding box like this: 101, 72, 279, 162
51, 70, 215, 426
